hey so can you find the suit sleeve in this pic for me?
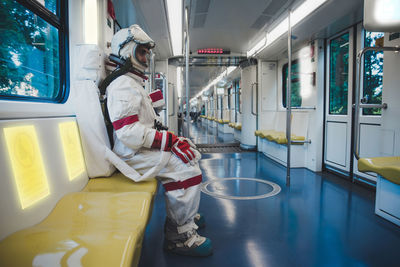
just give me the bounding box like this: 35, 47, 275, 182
107, 76, 156, 150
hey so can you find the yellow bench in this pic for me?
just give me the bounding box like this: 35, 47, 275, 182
216, 119, 230, 124
358, 157, 400, 185
228, 123, 241, 130
0, 173, 157, 267
255, 129, 305, 145
358, 157, 400, 227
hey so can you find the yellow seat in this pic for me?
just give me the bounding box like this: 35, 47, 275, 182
0, 191, 153, 267
258, 129, 305, 145
259, 130, 276, 139
223, 120, 230, 124
358, 157, 400, 185
235, 124, 242, 131
83, 172, 158, 195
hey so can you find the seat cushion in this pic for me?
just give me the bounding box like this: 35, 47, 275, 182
83, 172, 158, 195
358, 157, 400, 185
0, 191, 153, 267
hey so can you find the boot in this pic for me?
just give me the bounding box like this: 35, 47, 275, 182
164, 217, 213, 257
194, 213, 206, 229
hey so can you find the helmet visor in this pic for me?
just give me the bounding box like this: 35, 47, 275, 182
134, 44, 151, 68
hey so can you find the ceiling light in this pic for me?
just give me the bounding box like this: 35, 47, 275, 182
247, 36, 267, 57
166, 0, 183, 56
246, 0, 328, 57
84, 0, 98, 44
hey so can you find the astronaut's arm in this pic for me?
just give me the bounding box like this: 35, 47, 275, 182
107, 84, 156, 150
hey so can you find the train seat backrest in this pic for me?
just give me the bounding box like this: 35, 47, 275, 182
70, 44, 115, 178
273, 111, 308, 137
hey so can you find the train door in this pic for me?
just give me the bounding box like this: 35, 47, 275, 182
325, 25, 385, 182
353, 26, 385, 183
324, 28, 355, 175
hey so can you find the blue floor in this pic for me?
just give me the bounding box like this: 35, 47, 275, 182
189, 121, 236, 144
138, 124, 400, 267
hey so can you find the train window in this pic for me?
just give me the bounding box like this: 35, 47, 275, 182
282, 60, 302, 108
329, 32, 349, 115
363, 31, 384, 116
0, 0, 67, 102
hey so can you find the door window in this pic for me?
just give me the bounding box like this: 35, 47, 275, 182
329, 33, 349, 115
363, 31, 384, 115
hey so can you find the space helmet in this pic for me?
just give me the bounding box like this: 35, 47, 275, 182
111, 24, 155, 72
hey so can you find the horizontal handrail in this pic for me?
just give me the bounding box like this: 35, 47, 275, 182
291, 140, 311, 144
291, 106, 316, 110
358, 103, 388, 109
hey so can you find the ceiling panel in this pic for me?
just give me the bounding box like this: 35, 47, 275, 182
114, 0, 364, 100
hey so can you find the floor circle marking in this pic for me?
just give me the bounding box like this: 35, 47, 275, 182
201, 177, 281, 200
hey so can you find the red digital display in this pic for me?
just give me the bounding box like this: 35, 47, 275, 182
197, 48, 230, 54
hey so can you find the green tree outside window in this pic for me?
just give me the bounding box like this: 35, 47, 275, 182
329, 33, 349, 115
363, 31, 384, 116
0, 0, 61, 100
282, 60, 302, 108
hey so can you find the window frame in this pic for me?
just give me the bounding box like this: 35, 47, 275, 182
0, 0, 69, 103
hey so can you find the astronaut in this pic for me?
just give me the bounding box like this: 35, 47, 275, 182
107, 25, 212, 257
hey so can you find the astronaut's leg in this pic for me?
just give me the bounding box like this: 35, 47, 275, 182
127, 150, 212, 256
157, 155, 212, 257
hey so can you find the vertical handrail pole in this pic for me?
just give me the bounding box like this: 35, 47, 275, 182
150, 50, 155, 92
286, 10, 292, 186
184, 6, 190, 138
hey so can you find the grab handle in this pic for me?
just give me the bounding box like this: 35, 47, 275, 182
251, 82, 258, 116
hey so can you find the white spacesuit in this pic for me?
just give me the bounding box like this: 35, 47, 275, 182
107, 24, 212, 256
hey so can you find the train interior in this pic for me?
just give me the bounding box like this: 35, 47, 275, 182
0, 0, 400, 266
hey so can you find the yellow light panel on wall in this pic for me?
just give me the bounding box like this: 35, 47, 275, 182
59, 121, 85, 181
3, 125, 50, 209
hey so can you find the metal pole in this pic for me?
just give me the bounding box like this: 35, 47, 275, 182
184, 6, 190, 138
165, 59, 169, 127
286, 10, 292, 187
150, 50, 155, 92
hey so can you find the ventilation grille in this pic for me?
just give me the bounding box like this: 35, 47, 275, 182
195, 0, 210, 13
251, 0, 290, 29
194, 14, 207, 28
193, 0, 211, 28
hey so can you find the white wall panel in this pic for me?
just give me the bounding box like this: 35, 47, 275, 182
326, 121, 347, 167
